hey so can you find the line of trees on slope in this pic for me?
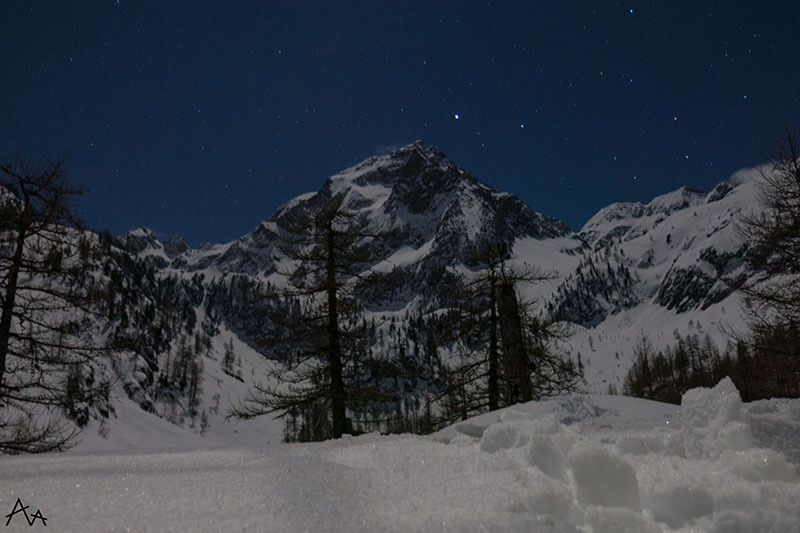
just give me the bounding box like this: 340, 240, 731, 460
105, 251, 210, 427
624, 125, 800, 403
232, 194, 584, 441
622, 331, 798, 403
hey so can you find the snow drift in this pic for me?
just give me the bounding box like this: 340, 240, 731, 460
1, 378, 798, 532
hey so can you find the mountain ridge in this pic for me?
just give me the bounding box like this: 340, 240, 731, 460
125, 140, 573, 260
103, 140, 767, 440
120, 139, 761, 355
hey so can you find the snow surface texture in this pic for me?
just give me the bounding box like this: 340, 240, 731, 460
2, 379, 799, 532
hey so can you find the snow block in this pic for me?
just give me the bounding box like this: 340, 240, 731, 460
584, 506, 661, 533
568, 443, 640, 511
616, 429, 684, 457
454, 421, 489, 439
528, 414, 563, 436
448, 433, 478, 447
712, 508, 800, 533
504, 469, 573, 523
480, 421, 530, 453
557, 396, 607, 425
615, 433, 649, 456
643, 426, 685, 457
525, 434, 568, 482
712, 470, 800, 530
681, 377, 752, 460
726, 448, 797, 483
646, 483, 714, 528
499, 408, 535, 423
748, 404, 800, 466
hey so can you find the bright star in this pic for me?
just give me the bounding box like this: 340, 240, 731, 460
454, 113, 460, 120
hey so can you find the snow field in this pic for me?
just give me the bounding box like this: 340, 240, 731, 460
2, 378, 798, 532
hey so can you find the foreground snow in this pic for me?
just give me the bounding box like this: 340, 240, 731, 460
2, 379, 799, 532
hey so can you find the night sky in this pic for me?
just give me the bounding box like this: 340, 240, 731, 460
2, 2, 798, 246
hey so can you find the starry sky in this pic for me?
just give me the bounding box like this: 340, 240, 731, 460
2, 2, 798, 246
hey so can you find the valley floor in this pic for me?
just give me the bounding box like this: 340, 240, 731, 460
1, 380, 799, 532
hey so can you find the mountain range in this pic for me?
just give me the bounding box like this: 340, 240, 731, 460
22, 140, 771, 444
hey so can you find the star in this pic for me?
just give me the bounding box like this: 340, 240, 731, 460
2, 2, 794, 245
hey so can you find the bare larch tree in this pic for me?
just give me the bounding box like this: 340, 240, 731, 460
232, 193, 390, 440
0, 158, 109, 453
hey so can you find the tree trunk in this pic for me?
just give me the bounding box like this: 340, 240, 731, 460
487, 283, 499, 411
0, 221, 27, 397
326, 220, 347, 438
496, 281, 532, 404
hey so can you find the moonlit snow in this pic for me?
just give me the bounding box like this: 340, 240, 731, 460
2, 378, 798, 532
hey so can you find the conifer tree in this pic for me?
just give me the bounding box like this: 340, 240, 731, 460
443, 239, 582, 421
734, 124, 800, 397
232, 193, 390, 439
0, 158, 109, 453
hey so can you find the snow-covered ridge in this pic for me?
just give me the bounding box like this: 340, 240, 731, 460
114, 142, 775, 398
581, 186, 706, 243
120, 227, 190, 267
553, 171, 766, 392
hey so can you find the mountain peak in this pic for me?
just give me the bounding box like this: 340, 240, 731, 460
120, 227, 191, 268
269, 140, 470, 225
326, 139, 458, 190
392, 139, 457, 172
392, 139, 448, 162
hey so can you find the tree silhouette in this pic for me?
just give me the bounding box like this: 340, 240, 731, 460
0, 158, 109, 453
442, 239, 583, 422
232, 194, 391, 439
734, 124, 800, 397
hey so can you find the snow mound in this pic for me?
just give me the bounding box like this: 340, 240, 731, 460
438, 381, 799, 531
681, 376, 752, 459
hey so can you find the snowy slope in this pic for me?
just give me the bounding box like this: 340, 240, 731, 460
555, 167, 764, 393
2, 379, 798, 532
91, 325, 285, 452
104, 143, 781, 437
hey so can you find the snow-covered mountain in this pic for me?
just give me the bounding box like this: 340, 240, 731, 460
554, 166, 763, 393
5, 145, 797, 531
139, 140, 577, 290
76, 141, 771, 443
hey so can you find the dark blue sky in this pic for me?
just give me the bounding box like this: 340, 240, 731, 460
2, 1, 798, 246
